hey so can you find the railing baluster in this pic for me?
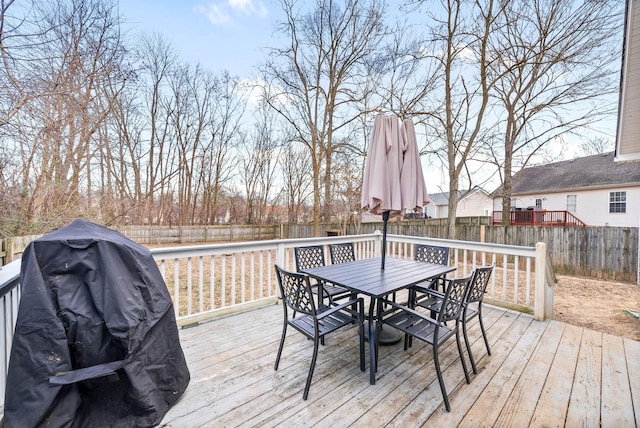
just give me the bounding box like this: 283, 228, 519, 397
209, 255, 215, 311
502, 254, 508, 301
250, 252, 255, 301
514, 256, 519, 305
173, 258, 180, 317
525, 257, 532, 306
199, 256, 204, 314
187, 257, 192, 315
221, 256, 226, 308
240, 253, 246, 304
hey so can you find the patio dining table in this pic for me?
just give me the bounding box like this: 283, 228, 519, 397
302, 256, 456, 385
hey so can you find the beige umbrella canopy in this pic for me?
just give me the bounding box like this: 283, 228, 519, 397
361, 115, 404, 217
400, 118, 429, 211
361, 114, 429, 269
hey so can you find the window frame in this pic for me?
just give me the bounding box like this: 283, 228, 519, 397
566, 194, 577, 213
609, 191, 627, 213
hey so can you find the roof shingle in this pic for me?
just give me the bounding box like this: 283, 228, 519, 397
503, 152, 640, 195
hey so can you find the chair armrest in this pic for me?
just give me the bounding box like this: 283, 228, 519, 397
317, 297, 364, 320
381, 298, 439, 325
415, 288, 444, 303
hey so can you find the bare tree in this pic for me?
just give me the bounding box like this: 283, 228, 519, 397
280, 142, 313, 224
8, 0, 126, 232
136, 33, 179, 224
197, 71, 244, 225
239, 102, 282, 225
260, 0, 387, 235
0, 0, 61, 129
579, 137, 615, 157
329, 148, 362, 229
410, 0, 500, 238
489, 0, 623, 223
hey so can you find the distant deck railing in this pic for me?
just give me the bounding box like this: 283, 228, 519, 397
492, 210, 587, 227
0, 232, 553, 411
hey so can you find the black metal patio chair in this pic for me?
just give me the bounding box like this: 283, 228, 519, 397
460, 265, 494, 373
329, 242, 356, 265
274, 265, 365, 400
294, 245, 352, 304
408, 244, 451, 306
380, 275, 473, 412
411, 265, 494, 374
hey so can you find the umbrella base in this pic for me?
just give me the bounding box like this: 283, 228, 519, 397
364, 322, 402, 346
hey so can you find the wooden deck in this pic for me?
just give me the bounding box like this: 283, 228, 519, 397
160, 302, 640, 427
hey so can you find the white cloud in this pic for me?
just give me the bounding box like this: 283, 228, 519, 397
194, 3, 232, 26
229, 0, 268, 18
195, 1, 268, 27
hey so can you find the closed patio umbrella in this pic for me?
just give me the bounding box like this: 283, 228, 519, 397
400, 118, 429, 213
361, 115, 429, 269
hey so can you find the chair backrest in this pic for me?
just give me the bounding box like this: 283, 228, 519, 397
438, 276, 472, 323
415, 244, 450, 266
467, 265, 494, 304
275, 265, 316, 316
329, 243, 356, 265
294, 246, 326, 271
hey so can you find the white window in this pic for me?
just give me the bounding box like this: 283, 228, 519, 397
609, 191, 627, 213
566, 195, 577, 213
535, 198, 543, 209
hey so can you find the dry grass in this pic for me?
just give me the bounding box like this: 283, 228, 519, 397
553, 274, 640, 341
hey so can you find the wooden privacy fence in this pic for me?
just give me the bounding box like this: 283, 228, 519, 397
342, 222, 638, 282
1, 220, 637, 282
0, 235, 43, 267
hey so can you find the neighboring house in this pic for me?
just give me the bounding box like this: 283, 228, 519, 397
492, 152, 640, 227
424, 187, 493, 219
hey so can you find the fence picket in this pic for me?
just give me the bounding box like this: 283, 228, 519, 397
1, 220, 637, 281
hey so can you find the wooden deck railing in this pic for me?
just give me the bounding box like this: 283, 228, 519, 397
492, 210, 587, 226
0, 233, 552, 411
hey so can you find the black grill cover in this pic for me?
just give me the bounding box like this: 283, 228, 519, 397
4, 220, 190, 427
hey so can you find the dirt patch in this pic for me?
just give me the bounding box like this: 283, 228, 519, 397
553, 274, 640, 341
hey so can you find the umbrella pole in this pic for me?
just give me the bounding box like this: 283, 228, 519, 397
381, 211, 389, 270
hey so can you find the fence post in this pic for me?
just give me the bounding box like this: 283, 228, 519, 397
6, 238, 15, 264
534, 242, 550, 321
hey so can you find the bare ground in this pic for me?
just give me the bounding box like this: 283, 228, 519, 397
553, 274, 640, 341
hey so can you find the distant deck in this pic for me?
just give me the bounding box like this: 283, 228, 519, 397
160, 302, 639, 427
493, 210, 587, 227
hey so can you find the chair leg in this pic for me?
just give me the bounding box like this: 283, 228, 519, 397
479, 307, 491, 356
358, 316, 365, 371
406, 290, 414, 349
274, 324, 288, 370
456, 323, 471, 384
462, 318, 478, 374
432, 342, 451, 412
303, 334, 320, 400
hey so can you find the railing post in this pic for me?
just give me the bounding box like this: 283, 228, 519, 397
374, 229, 383, 257
275, 242, 286, 268
534, 242, 550, 320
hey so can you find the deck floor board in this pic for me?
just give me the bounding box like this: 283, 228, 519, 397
160, 303, 640, 428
